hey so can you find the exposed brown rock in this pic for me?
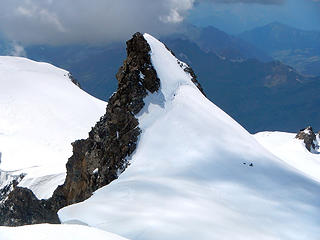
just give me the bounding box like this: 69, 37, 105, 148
0, 187, 60, 226
49, 32, 160, 210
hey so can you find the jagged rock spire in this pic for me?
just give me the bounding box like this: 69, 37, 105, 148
0, 32, 160, 226
49, 32, 160, 210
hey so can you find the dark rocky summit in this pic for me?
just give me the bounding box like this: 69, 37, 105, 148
0, 32, 204, 226
295, 126, 318, 152
0, 32, 160, 226
48, 32, 160, 211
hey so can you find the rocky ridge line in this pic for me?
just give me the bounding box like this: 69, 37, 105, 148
0, 32, 205, 226
48, 32, 160, 211
0, 32, 160, 226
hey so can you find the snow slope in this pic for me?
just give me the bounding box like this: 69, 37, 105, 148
0, 224, 129, 240
0, 56, 106, 199
59, 34, 320, 240
254, 131, 320, 183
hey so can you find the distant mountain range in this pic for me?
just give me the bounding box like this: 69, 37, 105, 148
0, 23, 319, 133
239, 22, 320, 76
22, 24, 272, 101
165, 24, 272, 62
164, 37, 320, 133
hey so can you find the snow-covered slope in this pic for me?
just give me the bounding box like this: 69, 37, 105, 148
59, 34, 320, 240
255, 131, 320, 183
0, 56, 106, 199
0, 224, 129, 240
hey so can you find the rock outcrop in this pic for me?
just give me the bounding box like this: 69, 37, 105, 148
0, 187, 60, 226
0, 32, 160, 226
0, 32, 204, 226
295, 126, 317, 152
48, 32, 160, 211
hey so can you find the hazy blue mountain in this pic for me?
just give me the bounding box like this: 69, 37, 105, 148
170, 25, 272, 62
239, 22, 320, 76
164, 38, 320, 133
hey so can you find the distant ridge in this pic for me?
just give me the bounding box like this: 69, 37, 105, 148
239, 21, 320, 76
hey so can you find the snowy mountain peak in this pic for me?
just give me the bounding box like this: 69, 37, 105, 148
1, 33, 320, 240
2, 32, 198, 225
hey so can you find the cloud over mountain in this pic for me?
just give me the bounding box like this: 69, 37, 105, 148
0, 0, 195, 45
0, 0, 285, 45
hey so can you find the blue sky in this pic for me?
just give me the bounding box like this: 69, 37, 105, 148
187, 0, 320, 33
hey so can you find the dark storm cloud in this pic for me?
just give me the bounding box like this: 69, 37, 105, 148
0, 0, 195, 45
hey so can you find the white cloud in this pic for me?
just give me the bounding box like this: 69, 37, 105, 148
10, 44, 26, 57
160, 9, 184, 23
